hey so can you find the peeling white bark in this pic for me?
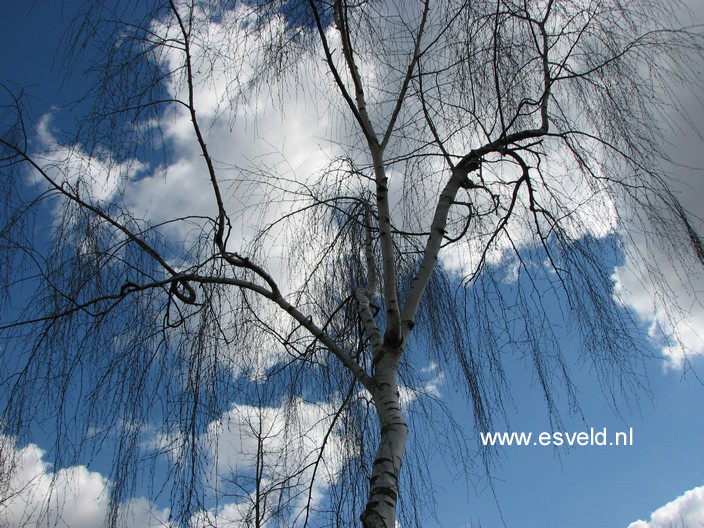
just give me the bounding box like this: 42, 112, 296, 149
361, 351, 407, 528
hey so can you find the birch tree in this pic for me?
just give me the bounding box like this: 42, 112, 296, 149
2, 0, 704, 526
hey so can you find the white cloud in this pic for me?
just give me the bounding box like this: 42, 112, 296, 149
612, 253, 704, 370
0, 394, 351, 527
0, 436, 171, 528
628, 485, 704, 528
34, 112, 145, 205
129, 4, 341, 248
400, 362, 445, 409
0, 396, 359, 527
142, 394, 354, 526
199, 397, 352, 521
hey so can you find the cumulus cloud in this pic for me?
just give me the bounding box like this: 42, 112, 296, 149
32, 1, 628, 300
0, 436, 170, 528
140, 394, 356, 526
125, 4, 343, 250
199, 397, 353, 523
628, 485, 704, 528
609, 0, 704, 370
34, 112, 145, 205
612, 253, 704, 370
0, 394, 357, 528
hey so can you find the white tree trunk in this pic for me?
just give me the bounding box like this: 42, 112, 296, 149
361, 351, 408, 528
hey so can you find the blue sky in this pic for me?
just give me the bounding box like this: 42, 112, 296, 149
2, 1, 704, 527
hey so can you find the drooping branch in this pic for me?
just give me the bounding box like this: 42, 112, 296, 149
0, 138, 183, 281
169, 0, 229, 251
